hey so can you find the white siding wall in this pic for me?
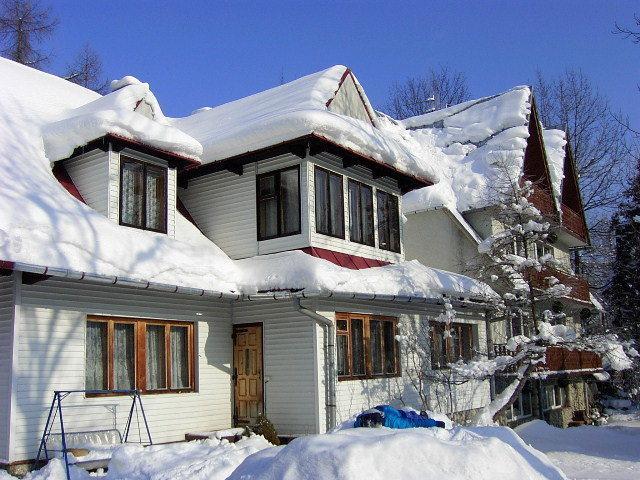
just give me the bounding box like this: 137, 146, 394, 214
179, 154, 309, 259
63, 151, 110, 216
327, 74, 372, 125
0, 274, 16, 463
309, 152, 404, 263
10, 278, 233, 462
232, 300, 318, 436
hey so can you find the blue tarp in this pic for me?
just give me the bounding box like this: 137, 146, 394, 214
354, 405, 444, 429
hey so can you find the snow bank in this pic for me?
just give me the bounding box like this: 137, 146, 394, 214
237, 252, 497, 301
229, 426, 566, 480
402, 86, 532, 214
173, 65, 437, 183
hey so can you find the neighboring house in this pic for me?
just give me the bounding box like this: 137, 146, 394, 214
402, 87, 604, 427
0, 59, 496, 471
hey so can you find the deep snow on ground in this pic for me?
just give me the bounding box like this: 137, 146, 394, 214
516, 419, 640, 480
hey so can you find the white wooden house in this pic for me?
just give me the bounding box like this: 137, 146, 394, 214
0, 59, 496, 470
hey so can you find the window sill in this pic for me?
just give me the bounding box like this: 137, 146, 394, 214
86, 389, 196, 398
258, 231, 302, 242
338, 373, 401, 382
316, 230, 346, 240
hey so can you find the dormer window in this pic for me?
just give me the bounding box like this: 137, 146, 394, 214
120, 157, 167, 233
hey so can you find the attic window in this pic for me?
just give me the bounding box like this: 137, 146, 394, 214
119, 157, 167, 233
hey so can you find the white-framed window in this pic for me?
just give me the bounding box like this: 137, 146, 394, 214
505, 390, 533, 421
544, 384, 565, 410
534, 241, 554, 260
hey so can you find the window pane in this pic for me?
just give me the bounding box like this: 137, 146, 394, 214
348, 181, 362, 243
337, 320, 348, 332
513, 392, 522, 417
350, 319, 365, 375
370, 320, 383, 374
377, 191, 389, 250
337, 334, 349, 376
361, 185, 374, 246
258, 175, 277, 239
121, 161, 144, 227
280, 168, 300, 235
170, 326, 189, 389
86, 322, 107, 390
461, 325, 473, 361
383, 321, 396, 374
522, 390, 532, 416
389, 195, 400, 253
146, 325, 166, 390
145, 166, 166, 231
329, 173, 344, 237
314, 168, 330, 234
114, 323, 135, 390
430, 323, 446, 368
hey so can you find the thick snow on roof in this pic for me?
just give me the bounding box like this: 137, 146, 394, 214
0, 58, 493, 302
172, 65, 438, 183
42, 76, 203, 162
401, 86, 532, 213
542, 128, 567, 203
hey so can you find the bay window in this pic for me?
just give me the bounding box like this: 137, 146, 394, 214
120, 157, 167, 233
336, 313, 399, 379
315, 166, 345, 238
376, 190, 401, 253
85, 317, 194, 393
348, 180, 374, 246
430, 322, 474, 369
257, 166, 300, 240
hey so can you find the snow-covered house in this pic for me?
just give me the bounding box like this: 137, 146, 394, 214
401, 87, 603, 427
0, 59, 497, 471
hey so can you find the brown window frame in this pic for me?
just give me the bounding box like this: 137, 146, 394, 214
86, 316, 196, 396
429, 322, 474, 369
376, 189, 401, 253
256, 165, 301, 241
314, 166, 345, 239
119, 156, 168, 234
336, 313, 400, 381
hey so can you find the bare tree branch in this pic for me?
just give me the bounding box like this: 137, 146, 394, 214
64, 43, 108, 94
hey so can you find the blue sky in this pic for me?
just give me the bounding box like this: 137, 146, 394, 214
48, 0, 639, 124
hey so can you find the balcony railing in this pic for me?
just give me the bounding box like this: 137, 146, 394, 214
527, 266, 591, 303
492, 344, 602, 373
561, 204, 588, 242
528, 187, 557, 217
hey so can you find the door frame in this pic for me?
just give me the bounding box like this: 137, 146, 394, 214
232, 322, 265, 426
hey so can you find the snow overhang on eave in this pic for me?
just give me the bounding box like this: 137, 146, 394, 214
178, 133, 433, 194
66, 133, 202, 171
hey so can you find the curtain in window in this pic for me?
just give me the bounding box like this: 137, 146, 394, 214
170, 326, 189, 389
389, 195, 400, 252
350, 319, 365, 375
336, 334, 348, 376
146, 325, 166, 390
86, 322, 107, 390
383, 321, 396, 374
315, 169, 330, 234
329, 173, 344, 237
377, 192, 390, 250
361, 186, 374, 245
280, 168, 300, 235
114, 323, 135, 390
121, 162, 144, 227
258, 175, 277, 238
145, 166, 166, 231
348, 181, 362, 243
370, 320, 383, 374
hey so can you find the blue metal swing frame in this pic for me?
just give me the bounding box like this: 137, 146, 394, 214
36, 390, 152, 480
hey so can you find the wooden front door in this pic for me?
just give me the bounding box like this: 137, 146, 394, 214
233, 324, 263, 426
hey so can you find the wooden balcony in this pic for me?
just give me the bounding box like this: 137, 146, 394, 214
540, 346, 602, 372
560, 204, 589, 243
528, 187, 557, 217
527, 266, 591, 303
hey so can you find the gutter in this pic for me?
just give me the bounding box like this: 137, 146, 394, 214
292, 298, 337, 432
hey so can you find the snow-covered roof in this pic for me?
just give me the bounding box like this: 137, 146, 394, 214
542, 128, 566, 204
401, 86, 533, 213
172, 65, 438, 184
0, 58, 495, 304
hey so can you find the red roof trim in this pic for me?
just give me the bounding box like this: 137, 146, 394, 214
52, 163, 86, 204
0, 260, 15, 271
300, 247, 390, 270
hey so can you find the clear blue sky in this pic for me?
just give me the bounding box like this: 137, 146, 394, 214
48, 0, 639, 124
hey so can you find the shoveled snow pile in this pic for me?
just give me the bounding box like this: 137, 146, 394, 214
402, 86, 532, 213
172, 65, 437, 183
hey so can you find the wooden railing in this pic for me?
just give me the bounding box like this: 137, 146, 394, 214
492, 344, 602, 373
526, 266, 591, 303
529, 187, 557, 217
561, 204, 588, 242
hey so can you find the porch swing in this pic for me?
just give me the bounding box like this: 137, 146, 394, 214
36, 389, 153, 480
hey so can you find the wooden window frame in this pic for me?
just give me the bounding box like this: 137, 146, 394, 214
376, 189, 401, 253
119, 156, 168, 234
314, 166, 345, 239
348, 180, 375, 247
86, 316, 196, 396
256, 165, 301, 241
335, 313, 400, 381
429, 322, 474, 369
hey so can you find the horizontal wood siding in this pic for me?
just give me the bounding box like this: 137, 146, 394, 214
0, 275, 15, 462
179, 154, 309, 259
232, 300, 318, 436
63, 152, 109, 216
10, 278, 233, 462
309, 153, 404, 263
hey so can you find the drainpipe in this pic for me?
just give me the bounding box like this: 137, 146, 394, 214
293, 298, 336, 432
